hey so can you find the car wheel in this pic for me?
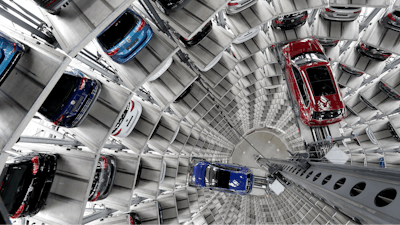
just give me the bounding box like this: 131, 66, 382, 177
155, 1, 168, 15
49, 8, 61, 15
292, 101, 300, 117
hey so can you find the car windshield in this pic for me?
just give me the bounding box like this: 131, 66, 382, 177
204, 165, 230, 188
39, 74, 79, 119
306, 66, 336, 96
97, 11, 139, 50
292, 52, 328, 66
1, 164, 31, 212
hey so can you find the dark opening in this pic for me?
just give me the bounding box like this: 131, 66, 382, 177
97, 11, 139, 50
374, 188, 397, 207
300, 169, 307, 177
313, 173, 321, 181
350, 182, 366, 197
334, 178, 346, 190
322, 175, 332, 185
296, 169, 301, 175
306, 171, 313, 179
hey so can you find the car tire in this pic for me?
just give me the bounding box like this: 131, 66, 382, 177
49, 8, 61, 15
155, 1, 168, 15
292, 101, 300, 117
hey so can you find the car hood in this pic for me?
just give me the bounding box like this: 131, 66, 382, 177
193, 161, 209, 186
229, 172, 247, 191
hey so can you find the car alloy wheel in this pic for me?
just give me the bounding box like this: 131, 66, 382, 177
155, 1, 166, 14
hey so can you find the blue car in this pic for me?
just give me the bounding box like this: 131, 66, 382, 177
192, 161, 253, 195
0, 32, 25, 85
39, 69, 101, 128
96, 8, 153, 64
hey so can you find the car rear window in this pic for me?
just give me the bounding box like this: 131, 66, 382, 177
39, 74, 79, 119
306, 66, 336, 96
1, 164, 31, 212
393, 11, 400, 17
97, 11, 139, 50
331, 6, 360, 10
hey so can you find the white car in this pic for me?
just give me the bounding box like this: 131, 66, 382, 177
111, 99, 142, 137
232, 26, 261, 44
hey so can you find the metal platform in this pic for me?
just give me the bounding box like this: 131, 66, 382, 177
174, 24, 234, 72
325, 45, 340, 62
339, 42, 386, 77
230, 31, 273, 62
236, 52, 273, 77
148, 112, 181, 153
186, 96, 217, 125
345, 92, 382, 122
267, 23, 312, 45
272, 0, 328, 15
224, 1, 276, 37
360, 10, 400, 56
93, 19, 178, 91
0, 26, 70, 151
148, 0, 230, 39
170, 82, 209, 119
209, 72, 241, 99
368, 119, 399, 149
159, 156, 179, 191
144, 55, 198, 110
175, 155, 190, 185
200, 51, 238, 88
40, 0, 134, 57
329, 0, 391, 8
312, 11, 359, 41
169, 122, 192, 154
174, 188, 192, 223
133, 154, 163, 199
157, 193, 180, 224
333, 64, 364, 90
129, 201, 162, 224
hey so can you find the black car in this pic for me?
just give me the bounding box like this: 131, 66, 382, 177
178, 21, 212, 48
356, 42, 392, 61
174, 84, 193, 103
388, 122, 400, 141
339, 64, 364, 77
129, 212, 142, 224
378, 81, 400, 100
317, 38, 340, 48
88, 155, 117, 202
0, 153, 57, 218
272, 11, 308, 30
153, 0, 194, 14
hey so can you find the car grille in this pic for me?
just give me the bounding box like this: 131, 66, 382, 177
312, 109, 342, 120
359, 94, 377, 110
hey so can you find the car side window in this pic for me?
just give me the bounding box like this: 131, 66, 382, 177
214, 164, 240, 171
292, 66, 310, 107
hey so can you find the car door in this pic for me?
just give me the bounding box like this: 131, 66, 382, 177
292, 66, 311, 118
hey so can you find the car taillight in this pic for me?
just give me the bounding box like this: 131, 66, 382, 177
275, 20, 284, 24
382, 54, 392, 57
184, 36, 194, 41
91, 192, 100, 202
130, 216, 134, 225
0, 181, 4, 190
113, 129, 122, 136
31, 156, 39, 175
301, 14, 308, 20
228, 2, 238, 6
358, 71, 363, 74
388, 13, 396, 21
232, 52, 236, 58
341, 64, 346, 67
360, 43, 368, 50
11, 43, 16, 53
45, 0, 57, 7
130, 100, 135, 111
382, 82, 387, 87
333, 40, 340, 43
136, 20, 145, 32
325, 8, 335, 12
79, 77, 87, 90
101, 156, 107, 169
53, 115, 64, 126
354, 10, 361, 13
10, 204, 25, 219
106, 48, 119, 56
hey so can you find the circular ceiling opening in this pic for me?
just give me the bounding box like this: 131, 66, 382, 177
375, 188, 397, 207
350, 182, 366, 197
334, 178, 346, 190
321, 175, 332, 185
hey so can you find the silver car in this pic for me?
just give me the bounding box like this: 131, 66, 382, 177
320, 6, 362, 21
380, 6, 400, 32
226, 0, 258, 15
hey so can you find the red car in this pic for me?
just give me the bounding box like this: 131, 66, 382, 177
283, 38, 346, 126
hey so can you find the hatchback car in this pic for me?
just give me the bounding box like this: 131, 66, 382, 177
112, 99, 142, 138
272, 11, 308, 30
153, 0, 193, 14
0, 152, 57, 218
320, 6, 361, 21
97, 8, 153, 64
88, 155, 117, 202
32, 0, 70, 15
0, 32, 26, 86
317, 38, 340, 48
339, 64, 364, 77
380, 6, 400, 32
283, 38, 347, 126
39, 69, 101, 128
226, 0, 258, 15
178, 21, 212, 48
356, 42, 392, 61
129, 212, 141, 224
192, 161, 253, 195
388, 121, 400, 141
379, 80, 400, 100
